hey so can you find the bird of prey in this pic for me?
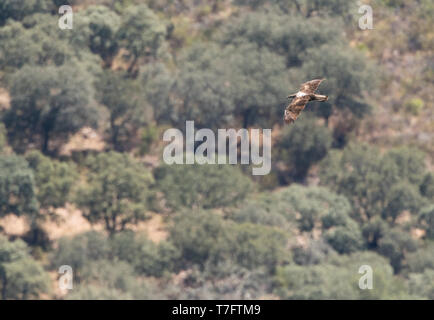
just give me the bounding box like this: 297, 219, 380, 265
284, 79, 328, 124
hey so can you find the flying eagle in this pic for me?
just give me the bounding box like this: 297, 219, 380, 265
284, 79, 328, 124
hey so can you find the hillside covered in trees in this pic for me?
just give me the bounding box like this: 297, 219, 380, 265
0, 0, 433, 300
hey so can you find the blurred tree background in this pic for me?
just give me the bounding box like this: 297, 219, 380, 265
0, 0, 432, 300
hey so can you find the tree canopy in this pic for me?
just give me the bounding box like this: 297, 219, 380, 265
0, 235, 50, 300
155, 163, 253, 210
76, 152, 154, 234
0, 154, 38, 218
4, 64, 99, 154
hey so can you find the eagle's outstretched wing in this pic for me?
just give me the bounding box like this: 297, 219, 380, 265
284, 95, 311, 124
299, 79, 324, 94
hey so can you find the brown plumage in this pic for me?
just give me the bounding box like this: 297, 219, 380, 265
284, 79, 328, 124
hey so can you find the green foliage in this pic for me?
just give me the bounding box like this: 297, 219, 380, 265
382, 182, 423, 223
0, 235, 50, 299
169, 210, 288, 271
25, 151, 77, 210
222, 222, 289, 271
71, 6, 121, 66
67, 260, 138, 300
275, 251, 409, 299
276, 117, 332, 181
406, 0, 434, 51
0, 0, 51, 26
320, 144, 405, 221
362, 216, 389, 249
384, 147, 427, 186
117, 4, 167, 74
0, 14, 100, 72
50, 231, 109, 281
234, 0, 357, 19
218, 11, 343, 67
321, 144, 429, 224
52, 230, 178, 281
140, 62, 174, 123
299, 43, 375, 120
155, 163, 253, 210
66, 259, 164, 300
228, 194, 289, 228
216, 10, 374, 125
0, 154, 39, 218
381, 0, 406, 7
331, 251, 410, 299
292, 239, 338, 266
80, 259, 136, 290
275, 263, 357, 299
0, 0, 430, 301
295, 0, 357, 18
420, 172, 434, 200
0, 19, 66, 71
4, 63, 99, 154
172, 260, 271, 299
67, 285, 132, 300
76, 152, 154, 234
139, 125, 159, 155
378, 228, 418, 273
418, 206, 434, 239
275, 185, 353, 231
406, 242, 434, 273
109, 231, 180, 277
231, 186, 360, 255
96, 70, 150, 150
0, 123, 9, 153
169, 210, 226, 266
274, 185, 363, 253
404, 97, 424, 115
324, 221, 363, 254
408, 269, 434, 299
142, 42, 289, 128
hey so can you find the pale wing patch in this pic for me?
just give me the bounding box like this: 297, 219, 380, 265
296, 91, 308, 97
